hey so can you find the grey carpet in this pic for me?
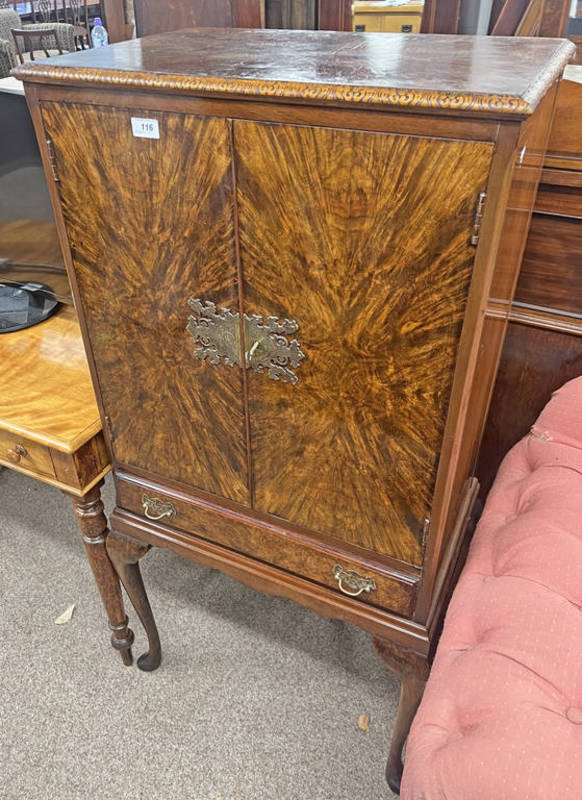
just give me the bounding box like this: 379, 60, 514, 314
0, 468, 399, 800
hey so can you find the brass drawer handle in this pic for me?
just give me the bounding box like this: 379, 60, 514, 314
333, 565, 377, 598
142, 493, 176, 521
6, 443, 28, 464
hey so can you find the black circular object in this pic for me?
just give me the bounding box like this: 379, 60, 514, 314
0, 282, 60, 333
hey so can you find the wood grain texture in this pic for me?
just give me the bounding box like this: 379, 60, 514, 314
490, 0, 531, 34
112, 506, 431, 653
102, 0, 129, 42
31, 84, 503, 144
133, 0, 264, 35
116, 475, 418, 615
535, 180, 582, 217
416, 87, 559, 618
514, 0, 545, 35
488, 302, 582, 335
352, 2, 423, 33
412, 123, 522, 622
235, 0, 266, 27
14, 30, 575, 119
489, 83, 557, 304
477, 78, 582, 497
19, 41, 565, 787
265, 0, 317, 29
0, 429, 55, 476
538, 0, 571, 36
0, 220, 64, 269
70, 481, 135, 665
235, 121, 493, 564
41, 102, 250, 504
318, 0, 353, 29
544, 78, 582, 166
135, 0, 236, 35
516, 213, 582, 315
477, 322, 582, 497
374, 637, 430, 793
106, 526, 161, 671
421, 0, 462, 32
0, 305, 101, 452
72, 433, 111, 492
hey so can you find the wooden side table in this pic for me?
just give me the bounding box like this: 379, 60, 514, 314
0, 304, 134, 665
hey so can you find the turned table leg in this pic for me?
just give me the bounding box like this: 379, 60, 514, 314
106, 527, 162, 672
68, 481, 134, 666
373, 637, 430, 795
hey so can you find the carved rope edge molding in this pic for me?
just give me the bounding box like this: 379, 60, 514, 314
12, 59, 571, 117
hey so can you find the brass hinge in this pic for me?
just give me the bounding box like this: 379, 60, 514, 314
421, 517, 430, 549
104, 414, 114, 443
46, 138, 60, 183
470, 191, 487, 247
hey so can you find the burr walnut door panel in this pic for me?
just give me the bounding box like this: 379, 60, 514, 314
41, 103, 250, 505
234, 121, 493, 566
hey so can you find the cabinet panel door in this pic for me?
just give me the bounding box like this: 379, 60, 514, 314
235, 121, 493, 565
42, 103, 250, 504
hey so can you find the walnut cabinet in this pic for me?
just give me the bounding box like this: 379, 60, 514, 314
17, 29, 574, 792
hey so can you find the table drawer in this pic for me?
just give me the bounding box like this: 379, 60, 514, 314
116, 478, 418, 617
0, 430, 55, 478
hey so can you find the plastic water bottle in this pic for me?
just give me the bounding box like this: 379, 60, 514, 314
91, 17, 109, 48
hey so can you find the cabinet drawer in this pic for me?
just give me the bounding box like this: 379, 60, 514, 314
0, 430, 55, 478
116, 478, 418, 617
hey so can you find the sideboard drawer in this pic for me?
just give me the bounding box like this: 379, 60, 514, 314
0, 430, 55, 478
116, 478, 418, 617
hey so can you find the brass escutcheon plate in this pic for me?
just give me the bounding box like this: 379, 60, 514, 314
187, 298, 305, 385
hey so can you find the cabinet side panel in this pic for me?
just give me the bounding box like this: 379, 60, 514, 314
419, 86, 560, 626
41, 102, 250, 504
235, 121, 493, 565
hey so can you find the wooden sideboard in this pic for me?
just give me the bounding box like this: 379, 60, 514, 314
477, 66, 582, 495
353, 1, 423, 33
16, 30, 573, 792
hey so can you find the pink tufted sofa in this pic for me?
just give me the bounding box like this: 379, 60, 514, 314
401, 376, 582, 800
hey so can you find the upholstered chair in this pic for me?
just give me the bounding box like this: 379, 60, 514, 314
0, 7, 74, 78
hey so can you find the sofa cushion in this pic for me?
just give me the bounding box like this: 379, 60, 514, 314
401, 376, 582, 800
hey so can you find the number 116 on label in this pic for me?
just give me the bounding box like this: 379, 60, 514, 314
131, 117, 160, 139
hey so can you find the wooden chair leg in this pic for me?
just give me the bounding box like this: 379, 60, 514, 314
106, 527, 162, 672
68, 481, 134, 666
373, 637, 430, 795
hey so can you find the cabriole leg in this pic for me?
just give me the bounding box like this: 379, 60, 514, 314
69, 481, 134, 666
373, 637, 430, 795
106, 527, 161, 672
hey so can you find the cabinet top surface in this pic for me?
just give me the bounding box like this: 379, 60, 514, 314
14, 29, 574, 117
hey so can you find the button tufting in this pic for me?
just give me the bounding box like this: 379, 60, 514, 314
565, 707, 582, 724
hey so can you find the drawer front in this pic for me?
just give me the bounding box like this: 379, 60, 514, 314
0, 430, 55, 477
116, 478, 417, 617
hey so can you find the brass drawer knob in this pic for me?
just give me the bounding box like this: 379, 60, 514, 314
142, 493, 176, 521
6, 443, 28, 464
333, 564, 377, 598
